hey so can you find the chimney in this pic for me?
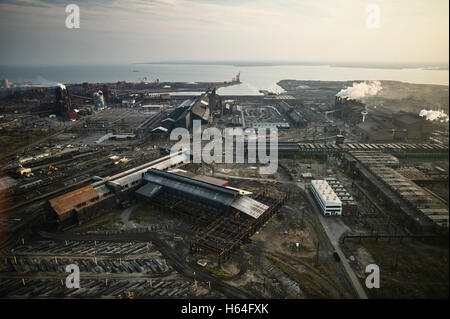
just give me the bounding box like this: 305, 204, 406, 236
361, 110, 368, 123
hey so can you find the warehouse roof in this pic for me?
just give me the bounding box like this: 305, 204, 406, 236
138, 169, 268, 218
191, 96, 210, 121
49, 185, 99, 218
135, 182, 162, 199
141, 168, 237, 211
231, 196, 268, 219
311, 180, 341, 205
169, 169, 228, 187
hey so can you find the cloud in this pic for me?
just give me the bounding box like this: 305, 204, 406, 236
0, 0, 448, 65
0, 0, 50, 8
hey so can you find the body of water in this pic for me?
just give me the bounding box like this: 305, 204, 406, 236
0, 63, 448, 95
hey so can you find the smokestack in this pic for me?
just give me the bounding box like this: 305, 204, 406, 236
361, 110, 368, 122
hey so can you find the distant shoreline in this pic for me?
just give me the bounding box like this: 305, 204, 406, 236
137, 61, 449, 71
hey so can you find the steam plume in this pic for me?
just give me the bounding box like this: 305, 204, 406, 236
34, 75, 65, 89
419, 109, 449, 122
336, 80, 382, 99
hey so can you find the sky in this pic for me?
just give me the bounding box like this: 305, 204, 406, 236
0, 0, 448, 66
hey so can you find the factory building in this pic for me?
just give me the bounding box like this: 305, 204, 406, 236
356, 108, 432, 142
349, 151, 400, 168
134, 167, 285, 263
161, 98, 195, 130
347, 151, 449, 230
48, 151, 190, 229
208, 87, 222, 114
287, 110, 305, 127
277, 101, 293, 114
276, 101, 305, 127
355, 107, 395, 141
394, 112, 432, 140
325, 178, 358, 215
356, 120, 396, 142
335, 96, 365, 123
55, 85, 78, 120
161, 89, 219, 131
310, 180, 342, 216
136, 168, 269, 218
47, 184, 118, 230
137, 169, 239, 213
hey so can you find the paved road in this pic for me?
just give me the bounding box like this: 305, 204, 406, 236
304, 188, 368, 299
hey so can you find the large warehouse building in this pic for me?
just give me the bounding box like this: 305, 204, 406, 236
48, 151, 190, 229
310, 180, 342, 216
136, 168, 270, 218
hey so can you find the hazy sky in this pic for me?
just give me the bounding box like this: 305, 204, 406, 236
0, 0, 448, 66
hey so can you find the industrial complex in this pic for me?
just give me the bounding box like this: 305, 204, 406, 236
0, 75, 448, 299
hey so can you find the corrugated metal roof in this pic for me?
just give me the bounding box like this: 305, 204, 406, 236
231, 196, 268, 219
49, 185, 99, 218
94, 184, 111, 197
169, 169, 228, 187
135, 182, 162, 199
151, 153, 189, 170
143, 169, 237, 211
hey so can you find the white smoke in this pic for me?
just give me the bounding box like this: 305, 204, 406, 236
33, 76, 65, 89
336, 80, 382, 99
419, 109, 449, 123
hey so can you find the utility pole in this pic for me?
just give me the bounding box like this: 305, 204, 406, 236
315, 242, 320, 266
393, 252, 399, 271
263, 277, 266, 294
301, 206, 305, 228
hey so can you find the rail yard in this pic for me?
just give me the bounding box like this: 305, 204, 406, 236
0, 76, 448, 299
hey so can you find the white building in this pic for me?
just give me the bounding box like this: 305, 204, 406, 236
121, 99, 136, 107
310, 180, 342, 216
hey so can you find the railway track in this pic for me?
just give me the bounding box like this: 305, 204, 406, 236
38, 231, 255, 298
